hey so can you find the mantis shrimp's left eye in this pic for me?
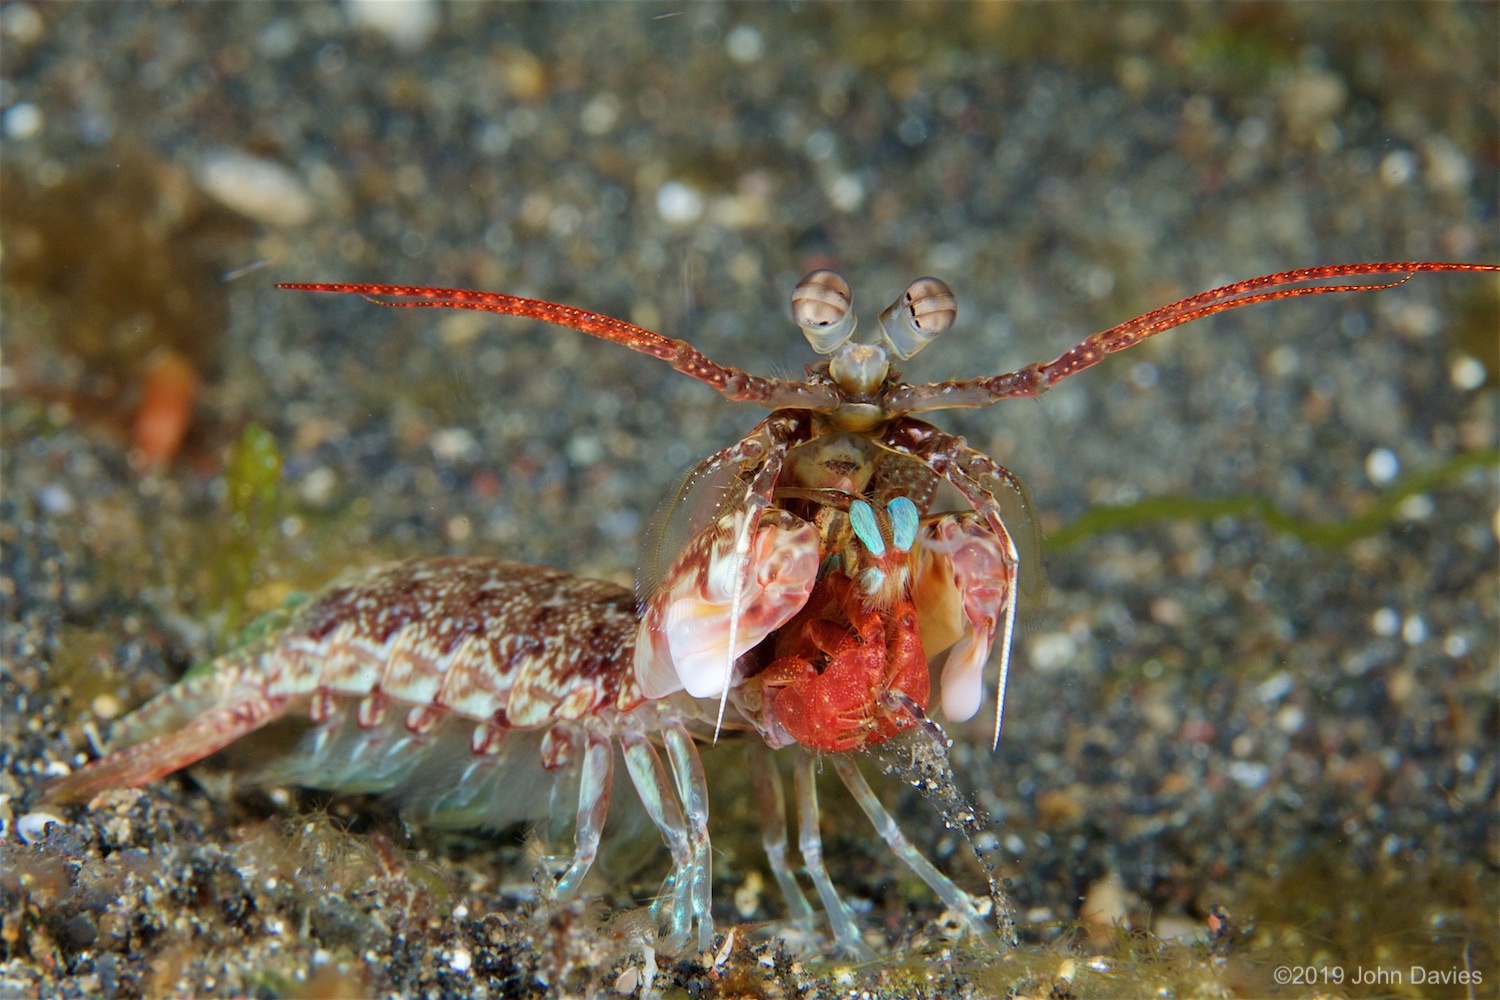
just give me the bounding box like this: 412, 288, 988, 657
792, 269, 857, 354
879, 276, 956, 360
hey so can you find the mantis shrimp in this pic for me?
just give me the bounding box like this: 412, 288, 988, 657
42, 259, 1498, 960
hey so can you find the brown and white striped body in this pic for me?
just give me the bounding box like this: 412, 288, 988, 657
46, 556, 729, 953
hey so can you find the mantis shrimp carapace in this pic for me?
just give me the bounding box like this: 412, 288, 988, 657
43, 259, 1499, 959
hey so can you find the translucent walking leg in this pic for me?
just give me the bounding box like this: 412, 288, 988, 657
794, 749, 874, 959
830, 754, 987, 935
661, 716, 714, 954
554, 724, 614, 898
747, 742, 815, 932
619, 726, 695, 952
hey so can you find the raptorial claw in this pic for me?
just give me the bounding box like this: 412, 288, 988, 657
635, 508, 820, 701
911, 512, 1014, 723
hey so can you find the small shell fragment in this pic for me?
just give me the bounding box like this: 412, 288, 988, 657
712, 926, 736, 967
343, 0, 438, 51
17, 811, 65, 844
197, 149, 315, 228
612, 966, 639, 995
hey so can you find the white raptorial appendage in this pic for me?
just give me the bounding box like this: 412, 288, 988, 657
634, 509, 819, 700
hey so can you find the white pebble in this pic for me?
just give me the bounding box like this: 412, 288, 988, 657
1254, 671, 1294, 703
1279, 67, 1347, 130
430, 427, 478, 463
566, 434, 602, 467
197, 149, 315, 228
3, 102, 42, 140
656, 181, 704, 225
17, 811, 65, 844
826, 173, 864, 212
580, 94, 620, 136
725, 24, 765, 63
300, 466, 337, 506
613, 966, 639, 994
1028, 631, 1077, 672
1370, 607, 1400, 637
1267, 345, 1299, 376
1079, 871, 1128, 929
0, 4, 43, 44
448, 947, 472, 973
1423, 136, 1473, 195
1396, 494, 1433, 522
37, 483, 75, 515
1228, 760, 1270, 790
1378, 150, 1415, 187
344, 0, 438, 51
1450, 355, 1485, 391
1364, 447, 1398, 486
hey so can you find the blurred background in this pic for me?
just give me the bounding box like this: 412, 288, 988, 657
2, 3, 1495, 996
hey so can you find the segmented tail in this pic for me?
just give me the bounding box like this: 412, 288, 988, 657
41, 653, 287, 805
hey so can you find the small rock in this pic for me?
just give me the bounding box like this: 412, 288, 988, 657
17, 811, 65, 844
197, 150, 314, 227
344, 0, 438, 51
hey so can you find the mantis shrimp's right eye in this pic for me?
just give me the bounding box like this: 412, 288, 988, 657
878, 276, 956, 360
792, 269, 857, 354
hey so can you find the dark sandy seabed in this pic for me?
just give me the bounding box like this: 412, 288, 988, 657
1, 4, 1496, 998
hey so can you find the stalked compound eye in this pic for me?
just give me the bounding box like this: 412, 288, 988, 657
791, 269, 857, 354
877, 276, 956, 360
